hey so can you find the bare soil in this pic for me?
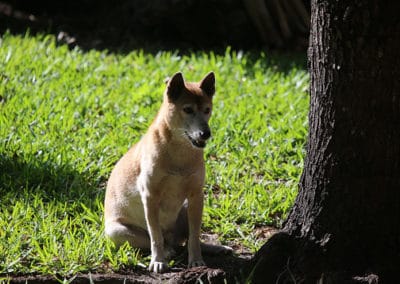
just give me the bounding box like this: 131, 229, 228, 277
6, 252, 252, 284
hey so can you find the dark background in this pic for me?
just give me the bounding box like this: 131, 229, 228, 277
0, 0, 309, 52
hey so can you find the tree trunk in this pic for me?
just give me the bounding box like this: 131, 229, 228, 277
251, 0, 400, 282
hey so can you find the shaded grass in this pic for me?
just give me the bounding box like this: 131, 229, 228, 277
0, 32, 309, 277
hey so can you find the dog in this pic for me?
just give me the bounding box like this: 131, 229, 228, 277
104, 72, 230, 273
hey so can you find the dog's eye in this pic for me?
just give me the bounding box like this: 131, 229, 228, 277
183, 107, 194, 114
204, 107, 211, 114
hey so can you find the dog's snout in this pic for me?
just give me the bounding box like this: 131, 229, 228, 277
200, 129, 211, 140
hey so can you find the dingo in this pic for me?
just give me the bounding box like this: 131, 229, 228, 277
104, 72, 230, 273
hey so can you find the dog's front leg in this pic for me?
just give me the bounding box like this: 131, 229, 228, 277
187, 190, 206, 268
141, 194, 168, 273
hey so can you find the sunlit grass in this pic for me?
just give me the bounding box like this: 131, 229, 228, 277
0, 32, 308, 277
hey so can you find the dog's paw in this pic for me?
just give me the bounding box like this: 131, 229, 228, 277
188, 259, 206, 268
149, 261, 169, 273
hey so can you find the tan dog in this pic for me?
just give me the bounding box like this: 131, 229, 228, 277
104, 72, 229, 273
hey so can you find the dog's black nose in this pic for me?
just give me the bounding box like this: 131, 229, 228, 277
200, 129, 211, 140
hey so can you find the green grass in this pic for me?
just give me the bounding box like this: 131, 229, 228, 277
0, 32, 309, 278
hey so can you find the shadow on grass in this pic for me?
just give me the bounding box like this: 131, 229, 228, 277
0, 152, 105, 204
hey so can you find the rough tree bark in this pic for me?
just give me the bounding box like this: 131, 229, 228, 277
251, 0, 400, 283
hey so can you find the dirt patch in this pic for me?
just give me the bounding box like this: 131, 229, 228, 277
6, 252, 251, 284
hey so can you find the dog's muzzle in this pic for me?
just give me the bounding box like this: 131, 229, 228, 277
185, 130, 211, 148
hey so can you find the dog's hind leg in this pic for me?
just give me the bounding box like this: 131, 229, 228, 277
105, 221, 150, 249
172, 201, 233, 256
170, 201, 189, 246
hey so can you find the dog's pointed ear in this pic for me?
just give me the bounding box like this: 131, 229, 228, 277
199, 72, 215, 97
166, 72, 185, 101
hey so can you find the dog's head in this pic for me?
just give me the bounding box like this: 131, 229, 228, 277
163, 72, 215, 149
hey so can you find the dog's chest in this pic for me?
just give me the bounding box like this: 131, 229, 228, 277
159, 173, 200, 202
160, 172, 200, 208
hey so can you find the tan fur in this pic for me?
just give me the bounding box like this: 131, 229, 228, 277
104, 72, 229, 273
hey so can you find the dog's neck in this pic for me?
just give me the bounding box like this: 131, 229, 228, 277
147, 118, 204, 172
164, 137, 204, 175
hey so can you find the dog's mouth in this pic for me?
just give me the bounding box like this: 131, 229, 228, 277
185, 132, 206, 148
